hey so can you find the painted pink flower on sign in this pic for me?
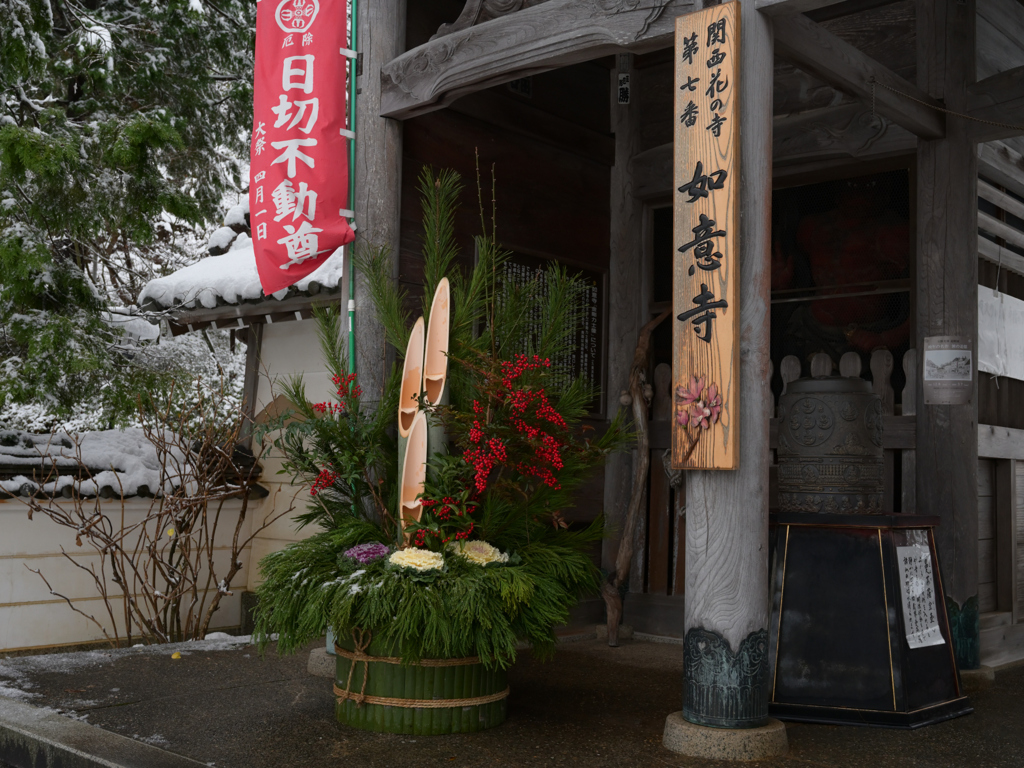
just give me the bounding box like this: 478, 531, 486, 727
675, 376, 705, 409
675, 377, 723, 461
675, 378, 722, 430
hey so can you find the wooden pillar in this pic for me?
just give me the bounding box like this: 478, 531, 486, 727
603, 53, 646, 573
682, 0, 774, 728
915, 0, 980, 669
350, 0, 406, 402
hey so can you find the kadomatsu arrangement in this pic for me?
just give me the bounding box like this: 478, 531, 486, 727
252, 167, 628, 734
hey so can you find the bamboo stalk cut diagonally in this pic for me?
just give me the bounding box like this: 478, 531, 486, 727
423, 278, 450, 406
399, 410, 429, 542
398, 317, 426, 437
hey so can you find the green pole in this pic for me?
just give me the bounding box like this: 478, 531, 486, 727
346, 0, 358, 376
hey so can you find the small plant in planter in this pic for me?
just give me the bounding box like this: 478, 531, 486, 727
252, 166, 628, 734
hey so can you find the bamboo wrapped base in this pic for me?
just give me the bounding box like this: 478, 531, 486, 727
334, 635, 508, 734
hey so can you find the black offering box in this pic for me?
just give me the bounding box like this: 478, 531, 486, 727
767, 512, 972, 728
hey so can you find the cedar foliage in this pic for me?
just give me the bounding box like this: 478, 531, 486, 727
0, 0, 254, 419
253, 167, 628, 666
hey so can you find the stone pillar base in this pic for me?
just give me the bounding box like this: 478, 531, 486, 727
960, 665, 994, 691
307, 647, 335, 678
663, 712, 788, 761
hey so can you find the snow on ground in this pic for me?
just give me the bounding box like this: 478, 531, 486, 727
0, 635, 258, 702
135, 734, 171, 747
139, 234, 345, 310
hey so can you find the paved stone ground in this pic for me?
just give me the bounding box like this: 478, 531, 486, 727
1, 637, 1022, 768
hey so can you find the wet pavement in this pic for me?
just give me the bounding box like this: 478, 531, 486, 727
0, 636, 1021, 767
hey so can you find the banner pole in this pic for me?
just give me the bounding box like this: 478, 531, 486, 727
346, 0, 359, 376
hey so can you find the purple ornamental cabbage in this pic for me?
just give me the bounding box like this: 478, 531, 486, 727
344, 542, 391, 564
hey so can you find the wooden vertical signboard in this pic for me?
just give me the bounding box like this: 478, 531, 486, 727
672, 2, 741, 471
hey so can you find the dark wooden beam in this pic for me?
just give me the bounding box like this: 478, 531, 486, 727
915, 0, 979, 669
629, 102, 916, 199
757, 0, 902, 18
772, 102, 916, 167
968, 66, 1024, 142
977, 0, 1024, 80
165, 290, 341, 335
773, 11, 945, 138
804, 0, 905, 22
755, 0, 849, 14
604, 52, 645, 582
240, 321, 263, 449
447, 88, 615, 165
353, 0, 406, 398
379, 0, 695, 120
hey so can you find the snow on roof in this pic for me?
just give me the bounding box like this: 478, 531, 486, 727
139, 233, 344, 312
0, 429, 182, 499
0, 429, 265, 501
224, 201, 248, 228
103, 308, 160, 343
207, 225, 238, 254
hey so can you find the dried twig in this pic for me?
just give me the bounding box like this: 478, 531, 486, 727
17, 377, 297, 646
601, 308, 671, 646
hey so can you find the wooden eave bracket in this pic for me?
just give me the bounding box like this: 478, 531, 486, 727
968, 65, 1024, 143
379, 0, 695, 120
772, 12, 944, 140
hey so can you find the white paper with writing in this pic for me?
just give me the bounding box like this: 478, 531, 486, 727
979, 286, 1024, 382
896, 545, 945, 649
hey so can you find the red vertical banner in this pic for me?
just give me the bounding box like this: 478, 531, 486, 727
250, 0, 354, 296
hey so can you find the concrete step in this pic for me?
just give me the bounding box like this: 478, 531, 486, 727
0, 697, 206, 768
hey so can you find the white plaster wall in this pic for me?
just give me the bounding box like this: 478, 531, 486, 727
0, 496, 256, 653
248, 318, 333, 591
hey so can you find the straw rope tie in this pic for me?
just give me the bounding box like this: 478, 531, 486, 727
333, 684, 511, 709
333, 630, 507, 708
333, 643, 482, 667
337, 628, 373, 706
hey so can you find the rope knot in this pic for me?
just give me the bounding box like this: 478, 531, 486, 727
336, 628, 373, 707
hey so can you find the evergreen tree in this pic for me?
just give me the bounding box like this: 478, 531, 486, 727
0, 0, 254, 419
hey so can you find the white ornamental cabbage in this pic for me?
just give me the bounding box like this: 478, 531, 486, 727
389, 548, 445, 572
449, 540, 509, 566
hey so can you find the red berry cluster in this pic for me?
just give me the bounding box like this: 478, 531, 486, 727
310, 467, 339, 495
411, 520, 475, 548
494, 354, 568, 490
421, 496, 477, 521
464, 435, 507, 494
311, 373, 363, 415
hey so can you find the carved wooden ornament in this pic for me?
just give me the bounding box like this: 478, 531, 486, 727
672, 1, 740, 470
